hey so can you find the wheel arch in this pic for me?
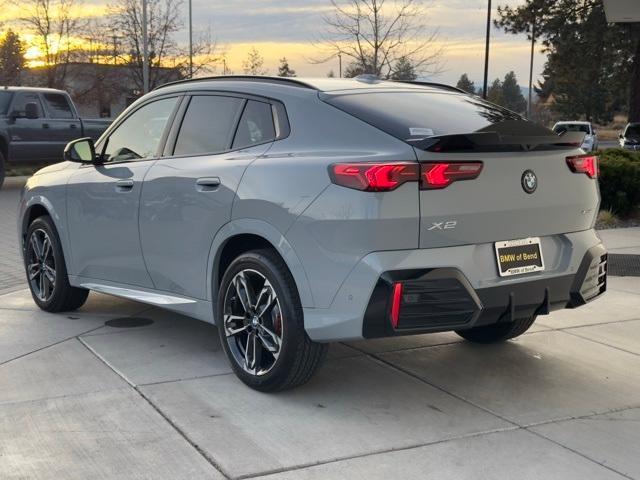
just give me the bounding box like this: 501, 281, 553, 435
20, 197, 71, 270
0, 134, 8, 161
207, 219, 314, 309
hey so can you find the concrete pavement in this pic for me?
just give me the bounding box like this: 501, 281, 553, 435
1, 277, 640, 478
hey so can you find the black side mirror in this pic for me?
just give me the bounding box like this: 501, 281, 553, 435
64, 137, 96, 163
619, 133, 624, 139
25, 102, 39, 120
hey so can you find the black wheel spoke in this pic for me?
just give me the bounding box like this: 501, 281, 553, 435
224, 268, 283, 376
27, 229, 56, 303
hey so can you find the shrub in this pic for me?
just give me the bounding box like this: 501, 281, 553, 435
597, 149, 640, 216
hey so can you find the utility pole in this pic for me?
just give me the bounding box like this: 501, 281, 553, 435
142, 0, 150, 94
482, 0, 492, 99
188, 0, 193, 77
338, 53, 342, 78
527, 10, 537, 119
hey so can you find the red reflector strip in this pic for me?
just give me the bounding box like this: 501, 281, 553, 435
330, 162, 419, 191
390, 282, 403, 328
421, 162, 483, 189
566, 154, 598, 178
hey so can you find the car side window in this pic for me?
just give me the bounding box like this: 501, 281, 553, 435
102, 97, 178, 163
11, 93, 43, 117
173, 95, 244, 156
232, 100, 276, 149
42, 93, 74, 119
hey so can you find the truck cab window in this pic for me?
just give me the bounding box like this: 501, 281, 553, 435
43, 93, 74, 119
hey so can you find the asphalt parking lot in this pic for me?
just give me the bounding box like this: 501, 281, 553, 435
1, 177, 640, 479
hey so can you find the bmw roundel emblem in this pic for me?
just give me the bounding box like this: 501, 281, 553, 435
521, 170, 537, 194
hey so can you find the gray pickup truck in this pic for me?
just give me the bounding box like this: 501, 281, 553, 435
0, 87, 111, 187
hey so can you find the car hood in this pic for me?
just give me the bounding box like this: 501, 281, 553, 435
33, 161, 73, 176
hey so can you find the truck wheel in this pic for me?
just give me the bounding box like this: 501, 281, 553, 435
0, 150, 5, 190
217, 248, 328, 392
25, 216, 89, 312
455, 315, 537, 344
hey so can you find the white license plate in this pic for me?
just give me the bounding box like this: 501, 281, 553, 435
495, 237, 545, 277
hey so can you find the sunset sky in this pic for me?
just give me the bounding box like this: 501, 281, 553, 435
3, 0, 545, 87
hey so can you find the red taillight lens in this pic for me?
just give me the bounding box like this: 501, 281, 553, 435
566, 154, 598, 178
421, 162, 483, 189
390, 282, 403, 328
329, 162, 419, 191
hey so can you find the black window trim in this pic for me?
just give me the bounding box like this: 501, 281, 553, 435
92, 93, 185, 166
160, 89, 290, 161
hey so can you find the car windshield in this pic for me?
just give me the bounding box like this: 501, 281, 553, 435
625, 125, 640, 137
0, 91, 14, 115
554, 124, 590, 134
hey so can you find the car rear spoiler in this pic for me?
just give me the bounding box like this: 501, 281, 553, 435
408, 120, 586, 152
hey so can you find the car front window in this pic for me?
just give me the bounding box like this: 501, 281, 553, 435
101, 97, 179, 163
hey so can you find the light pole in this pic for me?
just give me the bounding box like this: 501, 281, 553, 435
142, 0, 150, 93
527, 9, 536, 119
188, 0, 193, 78
338, 53, 342, 78
482, 0, 492, 99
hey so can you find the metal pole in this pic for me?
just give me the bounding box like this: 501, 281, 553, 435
338, 53, 342, 78
527, 11, 536, 119
188, 0, 193, 77
142, 0, 150, 94
482, 0, 492, 99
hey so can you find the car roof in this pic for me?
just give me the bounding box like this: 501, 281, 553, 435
155, 75, 466, 95
0, 86, 68, 94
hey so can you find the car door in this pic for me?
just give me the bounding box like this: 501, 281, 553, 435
139, 94, 277, 299
6, 92, 50, 162
40, 92, 83, 156
66, 95, 181, 287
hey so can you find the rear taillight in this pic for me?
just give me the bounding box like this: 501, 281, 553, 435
421, 162, 483, 189
329, 163, 419, 191
566, 154, 598, 178
330, 161, 483, 191
390, 282, 403, 328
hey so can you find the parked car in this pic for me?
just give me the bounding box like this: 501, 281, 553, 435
618, 122, 640, 150
18, 76, 607, 391
0, 87, 111, 188
552, 121, 598, 151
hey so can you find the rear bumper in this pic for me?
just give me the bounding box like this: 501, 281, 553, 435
303, 230, 606, 342
362, 244, 606, 338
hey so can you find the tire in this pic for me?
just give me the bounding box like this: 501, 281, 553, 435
0, 150, 5, 190
217, 248, 328, 392
455, 315, 537, 344
25, 216, 89, 312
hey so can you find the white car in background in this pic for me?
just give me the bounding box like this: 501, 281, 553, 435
553, 121, 598, 152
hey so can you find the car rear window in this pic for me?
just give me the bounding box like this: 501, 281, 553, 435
43, 93, 74, 119
232, 100, 276, 149
321, 91, 522, 141
554, 124, 590, 134
0, 91, 13, 115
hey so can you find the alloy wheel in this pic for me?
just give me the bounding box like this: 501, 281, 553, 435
223, 269, 284, 376
26, 229, 56, 302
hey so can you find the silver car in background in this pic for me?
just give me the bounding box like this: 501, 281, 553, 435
18, 76, 607, 391
552, 121, 598, 151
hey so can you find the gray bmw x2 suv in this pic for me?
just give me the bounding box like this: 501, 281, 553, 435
18, 76, 607, 391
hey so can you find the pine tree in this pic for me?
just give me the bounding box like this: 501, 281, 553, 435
487, 78, 505, 106
0, 30, 26, 85
456, 74, 476, 94
390, 56, 417, 81
242, 47, 267, 76
501, 71, 527, 113
277, 57, 296, 77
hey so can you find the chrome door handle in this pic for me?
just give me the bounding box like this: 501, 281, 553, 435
196, 177, 221, 191
115, 179, 134, 192
42, 123, 50, 129
70, 123, 78, 129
